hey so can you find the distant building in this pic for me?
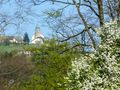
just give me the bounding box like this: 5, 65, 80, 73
0, 25, 44, 45
9, 36, 23, 43
0, 35, 23, 44
31, 25, 44, 44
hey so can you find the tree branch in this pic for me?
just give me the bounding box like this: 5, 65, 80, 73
72, 0, 96, 49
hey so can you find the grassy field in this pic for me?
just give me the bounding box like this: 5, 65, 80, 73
0, 44, 35, 55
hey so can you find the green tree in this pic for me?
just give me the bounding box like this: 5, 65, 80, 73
23, 32, 30, 44
17, 39, 80, 90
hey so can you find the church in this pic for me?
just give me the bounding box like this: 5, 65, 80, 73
0, 25, 44, 45
31, 25, 44, 44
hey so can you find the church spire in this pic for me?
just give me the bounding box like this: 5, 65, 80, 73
35, 24, 40, 33
31, 25, 44, 44
34, 24, 44, 38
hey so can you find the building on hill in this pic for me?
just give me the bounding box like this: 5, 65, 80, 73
31, 25, 44, 44
9, 36, 23, 44
0, 25, 44, 45
0, 35, 23, 44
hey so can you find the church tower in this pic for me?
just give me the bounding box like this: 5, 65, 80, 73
31, 25, 44, 44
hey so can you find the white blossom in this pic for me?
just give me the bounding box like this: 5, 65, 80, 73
65, 20, 120, 90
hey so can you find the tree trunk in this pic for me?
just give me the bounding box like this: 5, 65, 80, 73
97, 0, 104, 26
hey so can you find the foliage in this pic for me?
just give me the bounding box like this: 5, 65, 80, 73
64, 20, 120, 90
23, 32, 30, 44
0, 44, 22, 56
18, 39, 80, 90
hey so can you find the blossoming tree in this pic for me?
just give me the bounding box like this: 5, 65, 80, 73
65, 20, 120, 90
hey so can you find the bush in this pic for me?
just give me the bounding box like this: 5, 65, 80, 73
19, 39, 80, 90
0, 55, 34, 90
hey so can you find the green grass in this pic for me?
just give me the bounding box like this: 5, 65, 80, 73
0, 44, 34, 55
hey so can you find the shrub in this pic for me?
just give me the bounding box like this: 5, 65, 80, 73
19, 39, 80, 90
0, 55, 34, 90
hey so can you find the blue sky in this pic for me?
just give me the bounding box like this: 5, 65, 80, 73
0, 0, 63, 40
0, 0, 104, 41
